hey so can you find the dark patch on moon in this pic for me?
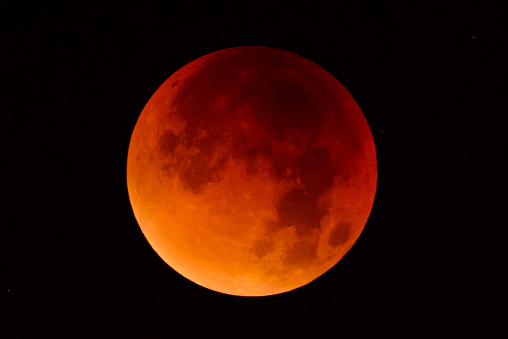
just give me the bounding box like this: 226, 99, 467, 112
297, 146, 335, 194
232, 131, 272, 175
179, 152, 228, 194
283, 239, 319, 267
163, 129, 229, 194
246, 78, 325, 144
253, 237, 274, 258
159, 130, 180, 156
328, 221, 351, 247
269, 187, 321, 237
257, 145, 339, 263
266, 146, 337, 239
171, 80, 179, 88
271, 154, 296, 179
157, 127, 229, 194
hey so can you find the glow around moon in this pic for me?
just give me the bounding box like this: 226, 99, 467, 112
127, 46, 377, 296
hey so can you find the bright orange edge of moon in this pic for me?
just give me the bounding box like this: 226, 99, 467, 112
127, 46, 377, 296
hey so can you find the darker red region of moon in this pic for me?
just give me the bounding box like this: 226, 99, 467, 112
127, 46, 377, 296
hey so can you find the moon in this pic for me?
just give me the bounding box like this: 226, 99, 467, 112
127, 46, 377, 296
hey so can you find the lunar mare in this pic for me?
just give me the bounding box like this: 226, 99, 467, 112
127, 46, 377, 296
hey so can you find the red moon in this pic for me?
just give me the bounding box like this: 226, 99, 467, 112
127, 47, 377, 296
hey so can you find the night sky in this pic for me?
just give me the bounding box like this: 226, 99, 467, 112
4, 1, 504, 337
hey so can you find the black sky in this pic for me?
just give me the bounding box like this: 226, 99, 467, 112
3, 1, 505, 337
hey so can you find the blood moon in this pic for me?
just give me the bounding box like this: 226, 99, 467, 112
127, 46, 377, 296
